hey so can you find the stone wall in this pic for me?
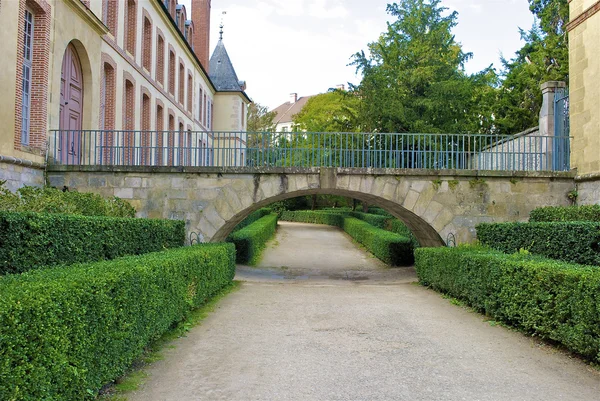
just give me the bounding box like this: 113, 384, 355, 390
568, 0, 600, 178
577, 177, 600, 205
0, 160, 45, 192
46, 167, 576, 247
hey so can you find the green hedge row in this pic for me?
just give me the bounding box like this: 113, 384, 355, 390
0, 243, 236, 400
280, 211, 414, 266
231, 208, 272, 233
343, 217, 414, 266
477, 222, 600, 266
365, 207, 393, 217
228, 214, 278, 264
529, 205, 600, 222
415, 246, 600, 363
0, 212, 185, 275
0, 185, 136, 218
280, 210, 345, 226
347, 211, 389, 229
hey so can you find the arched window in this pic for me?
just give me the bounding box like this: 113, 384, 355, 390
156, 33, 165, 85
156, 103, 164, 165
100, 62, 115, 130
124, 0, 137, 57
141, 92, 151, 165
102, 0, 118, 35
124, 79, 135, 164
142, 16, 152, 72
187, 72, 193, 112
168, 50, 175, 95
178, 61, 185, 105
168, 112, 175, 165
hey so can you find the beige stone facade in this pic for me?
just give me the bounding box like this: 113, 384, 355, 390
0, 0, 250, 189
568, 0, 600, 202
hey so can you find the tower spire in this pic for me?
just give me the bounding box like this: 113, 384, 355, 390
219, 11, 226, 41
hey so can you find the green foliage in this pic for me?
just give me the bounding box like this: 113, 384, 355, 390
231, 208, 273, 233
280, 211, 414, 266
477, 222, 600, 266
293, 90, 362, 132
228, 214, 278, 264
280, 210, 345, 226
0, 244, 236, 400
529, 205, 600, 222
0, 185, 136, 217
414, 246, 600, 362
343, 217, 414, 266
352, 0, 497, 134
493, 0, 569, 134
0, 212, 185, 275
388, 219, 420, 247
247, 102, 276, 132
347, 211, 389, 229
365, 207, 393, 217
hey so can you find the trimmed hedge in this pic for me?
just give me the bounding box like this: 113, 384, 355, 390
0, 212, 185, 275
529, 205, 600, 222
231, 208, 272, 233
0, 243, 236, 400
415, 246, 600, 362
366, 207, 393, 217
343, 217, 414, 266
280, 211, 414, 266
477, 222, 600, 266
281, 210, 345, 226
0, 185, 136, 218
228, 214, 278, 264
347, 211, 389, 229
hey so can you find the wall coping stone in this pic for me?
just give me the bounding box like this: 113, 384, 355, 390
46, 165, 576, 180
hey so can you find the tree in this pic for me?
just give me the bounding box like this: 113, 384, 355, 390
351, 0, 496, 135
247, 102, 276, 132
293, 90, 361, 132
493, 0, 569, 134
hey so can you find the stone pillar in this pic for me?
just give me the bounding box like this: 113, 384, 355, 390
539, 81, 567, 137
539, 81, 567, 170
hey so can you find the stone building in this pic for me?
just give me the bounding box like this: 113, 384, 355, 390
0, 0, 250, 191
568, 0, 600, 203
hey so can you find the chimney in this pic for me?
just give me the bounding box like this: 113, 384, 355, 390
192, 0, 211, 71
290, 93, 298, 104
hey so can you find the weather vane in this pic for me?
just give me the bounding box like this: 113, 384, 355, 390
219, 11, 227, 40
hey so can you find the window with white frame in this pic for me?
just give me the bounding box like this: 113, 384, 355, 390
21, 9, 34, 145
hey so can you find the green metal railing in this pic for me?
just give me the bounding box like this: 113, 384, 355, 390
47, 130, 571, 172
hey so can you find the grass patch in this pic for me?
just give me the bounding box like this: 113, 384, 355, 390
99, 281, 242, 400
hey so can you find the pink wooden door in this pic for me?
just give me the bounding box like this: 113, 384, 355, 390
59, 44, 84, 164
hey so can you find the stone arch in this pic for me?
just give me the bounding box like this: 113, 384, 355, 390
211, 188, 444, 247
197, 172, 449, 247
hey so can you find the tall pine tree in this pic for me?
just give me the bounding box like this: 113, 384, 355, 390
351, 0, 496, 134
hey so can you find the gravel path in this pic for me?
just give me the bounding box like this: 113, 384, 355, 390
128, 222, 600, 401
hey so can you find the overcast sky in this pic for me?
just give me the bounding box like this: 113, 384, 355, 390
181, 0, 535, 109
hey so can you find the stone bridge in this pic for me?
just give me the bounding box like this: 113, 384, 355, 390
47, 167, 575, 247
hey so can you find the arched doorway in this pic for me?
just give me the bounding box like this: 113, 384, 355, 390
59, 43, 84, 164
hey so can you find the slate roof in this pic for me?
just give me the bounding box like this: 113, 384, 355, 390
209, 40, 244, 92
272, 96, 315, 124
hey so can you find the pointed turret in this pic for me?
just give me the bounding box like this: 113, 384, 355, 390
209, 27, 246, 92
